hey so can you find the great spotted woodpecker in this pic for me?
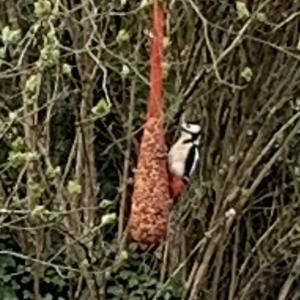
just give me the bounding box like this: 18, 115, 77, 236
168, 118, 201, 199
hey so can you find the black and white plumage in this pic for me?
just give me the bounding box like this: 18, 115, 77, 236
168, 120, 201, 181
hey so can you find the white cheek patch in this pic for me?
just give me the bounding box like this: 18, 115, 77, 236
182, 122, 201, 134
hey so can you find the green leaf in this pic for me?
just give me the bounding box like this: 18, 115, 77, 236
67, 180, 82, 195
31, 183, 45, 199
99, 199, 113, 209
62, 63, 72, 76
256, 12, 266, 22
34, 0, 52, 17
8, 151, 27, 168
2, 275, 11, 283
107, 285, 124, 297
101, 213, 117, 226
116, 29, 130, 44
31, 205, 46, 218
128, 277, 139, 288
23, 290, 34, 299
25, 74, 40, 94
1, 26, 21, 45
241, 66, 253, 82
119, 270, 131, 280
24, 73, 41, 104
11, 137, 25, 152
26, 151, 40, 162
9, 111, 18, 121
92, 98, 111, 118
275, 132, 284, 145
118, 250, 128, 261
131, 289, 144, 296
236, 1, 250, 19
4, 295, 18, 300
43, 293, 53, 300
146, 289, 156, 297
0, 254, 16, 267
21, 275, 32, 284
11, 280, 20, 291
128, 242, 138, 252
41, 27, 60, 67
143, 278, 157, 287
121, 65, 130, 76
46, 166, 61, 179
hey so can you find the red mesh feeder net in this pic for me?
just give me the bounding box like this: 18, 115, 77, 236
128, 1, 173, 249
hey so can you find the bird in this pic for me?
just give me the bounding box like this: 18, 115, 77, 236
167, 117, 202, 199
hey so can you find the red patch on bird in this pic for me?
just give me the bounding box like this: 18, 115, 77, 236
169, 174, 188, 201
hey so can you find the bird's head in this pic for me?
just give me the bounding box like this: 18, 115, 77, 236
179, 113, 201, 135
180, 121, 201, 135
175, 113, 202, 146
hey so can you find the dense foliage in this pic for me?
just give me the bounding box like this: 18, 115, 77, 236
1, 0, 300, 299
